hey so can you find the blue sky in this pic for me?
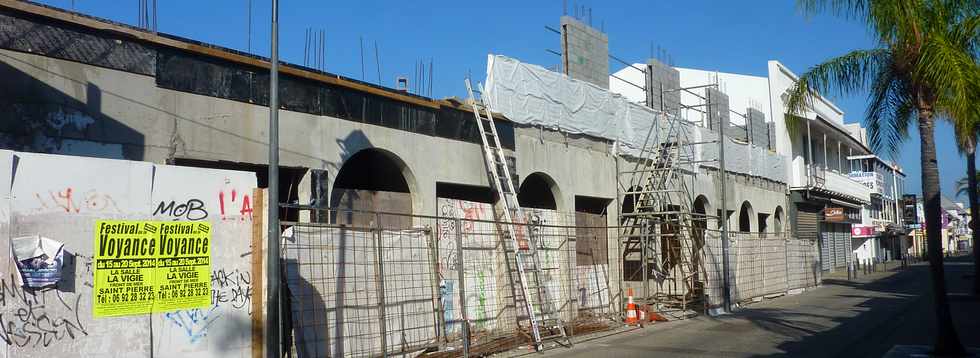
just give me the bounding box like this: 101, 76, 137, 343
37, 0, 972, 201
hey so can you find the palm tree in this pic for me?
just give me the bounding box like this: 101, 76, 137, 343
955, 165, 980, 295
787, 0, 980, 355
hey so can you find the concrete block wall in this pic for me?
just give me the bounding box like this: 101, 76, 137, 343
706, 87, 730, 132
747, 108, 769, 148
645, 59, 681, 116
768, 122, 777, 151
560, 16, 609, 89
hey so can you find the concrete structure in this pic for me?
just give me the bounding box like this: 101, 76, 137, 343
560, 16, 609, 89
0, 0, 797, 298
615, 60, 880, 272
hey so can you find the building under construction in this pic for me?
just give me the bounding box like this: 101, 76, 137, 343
0, 2, 822, 357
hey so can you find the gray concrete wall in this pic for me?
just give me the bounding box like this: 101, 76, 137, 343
560, 16, 609, 89
706, 87, 731, 132
645, 59, 681, 116
0, 48, 490, 219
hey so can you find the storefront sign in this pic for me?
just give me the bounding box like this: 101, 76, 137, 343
824, 207, 846, 222
851, 225, 876, 238
902, 194, 918, 225
93, 220, 211, 318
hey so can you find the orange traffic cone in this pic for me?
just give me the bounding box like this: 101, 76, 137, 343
625, 288, 638, 325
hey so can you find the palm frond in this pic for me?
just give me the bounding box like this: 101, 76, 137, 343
863, 52, 916, 154
784, 49, 889, 135
955, 170, 980, 197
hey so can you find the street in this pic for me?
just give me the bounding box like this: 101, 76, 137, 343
541, 256, 978, 357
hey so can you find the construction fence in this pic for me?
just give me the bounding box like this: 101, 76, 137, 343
702, 232, 821, 310
279, 207, 820, 358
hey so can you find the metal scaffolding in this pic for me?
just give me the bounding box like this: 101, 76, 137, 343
617, 79, 726, 318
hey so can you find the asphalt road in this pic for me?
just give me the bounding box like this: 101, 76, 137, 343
538, 255, 978, 358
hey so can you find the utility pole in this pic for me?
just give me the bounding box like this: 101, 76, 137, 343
265, 0, 281, 357
713, 89, 732, 313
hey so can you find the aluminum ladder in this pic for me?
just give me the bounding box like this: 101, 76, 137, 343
464, 78, 571, 351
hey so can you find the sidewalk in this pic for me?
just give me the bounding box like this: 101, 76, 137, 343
515, 256, 978, 357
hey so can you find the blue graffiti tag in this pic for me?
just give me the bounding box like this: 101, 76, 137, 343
163, 307, 221, 344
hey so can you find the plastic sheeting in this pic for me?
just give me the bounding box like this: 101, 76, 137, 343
487, 54, 680, 156
485, 54, 786, 182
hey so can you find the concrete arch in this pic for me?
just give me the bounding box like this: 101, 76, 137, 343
693, 195, 712, 217
692, 195, 712, 246
738, 201, 754, 233
518, 171, 565, 211
774, 206, 785, 234
331, 147, 421, 215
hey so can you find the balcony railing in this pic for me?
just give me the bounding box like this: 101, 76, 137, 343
809, 165, 873, 203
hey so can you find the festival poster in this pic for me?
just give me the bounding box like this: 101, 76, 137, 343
93, 220, 158, 317
93, 220, 212, 318
153, 221, 212, 312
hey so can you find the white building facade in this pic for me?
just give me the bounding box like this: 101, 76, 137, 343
612, 60, 917, 271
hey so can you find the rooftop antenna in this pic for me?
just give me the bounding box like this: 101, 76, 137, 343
152, 0, 157, 32
303, 28, 309, 66
563, 0, 567, 16
374, 41, 382, 85
359, 36, 365, 80
428, 58, 434, 97
247, 0, 252, 53
588, 7, 592, 26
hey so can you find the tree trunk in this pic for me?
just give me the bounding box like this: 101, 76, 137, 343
918, 110, 966, 355
970, 148, 980, 296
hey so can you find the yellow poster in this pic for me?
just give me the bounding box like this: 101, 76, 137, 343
93, 220, 212, 318
93, 221, 158, 317
154, 222, 211, 312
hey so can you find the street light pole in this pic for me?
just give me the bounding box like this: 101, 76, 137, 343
714, 88, 732, 313
266, 0, 281, 357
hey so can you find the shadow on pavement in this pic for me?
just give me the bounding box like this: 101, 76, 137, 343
746, 255, 977, 358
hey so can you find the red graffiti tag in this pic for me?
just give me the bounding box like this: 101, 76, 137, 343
219, 189, 253, 221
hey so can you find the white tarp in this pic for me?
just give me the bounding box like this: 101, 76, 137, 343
486, 54, 676, 157
485, 54, 786, 182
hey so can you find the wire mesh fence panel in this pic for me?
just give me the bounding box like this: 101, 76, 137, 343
572, 211, 612, 318
525, 209, 575, 322
701, 231, 821, 307
282, 224, 384, 358
701, 230, 728, 310
762, 237, 789, 295
278, 205, 825, 356
377, 227, 441, 355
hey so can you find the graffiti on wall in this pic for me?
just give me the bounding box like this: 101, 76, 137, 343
211, 268, 251, 313
163, 306, 220, 344
0, 275, 88, 348
31, 188, 121, 215
436, 198, 498, 332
